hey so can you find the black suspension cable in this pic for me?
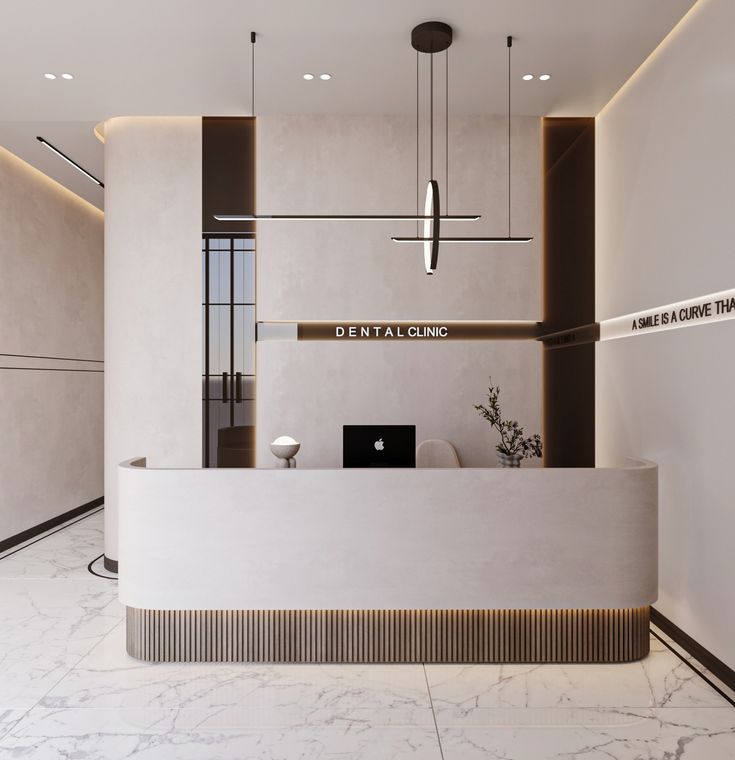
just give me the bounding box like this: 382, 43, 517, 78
507, 35, 512, 238
416, 49, 419, 238
445, 48, 449, 215
251, 31, 256, 116
430, 52, 434, 181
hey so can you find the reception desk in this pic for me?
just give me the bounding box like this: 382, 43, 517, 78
118, 458, 657, 663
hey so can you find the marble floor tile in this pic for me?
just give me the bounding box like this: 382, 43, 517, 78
0, 579, 123, 708
0, 707, 443, 760
425, 638, 731, 722
0, 710, 26, 741
643, 641, 733, 708
438, 707, 735, 760
426, 662, 652, 716
650, 631, 735, 704
0, 510, 105, 579
40, 623, 434, 726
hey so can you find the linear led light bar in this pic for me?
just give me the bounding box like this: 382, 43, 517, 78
36, 136, 104, 187
392, 236, 533, 243
213, 214, 480, 221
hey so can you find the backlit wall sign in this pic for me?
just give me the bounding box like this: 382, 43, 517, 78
298, 322, 540, 341
256, 322, 540, 341
599, 288, 735, 342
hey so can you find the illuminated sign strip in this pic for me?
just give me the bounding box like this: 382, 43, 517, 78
257, 321, 541, 341
599, 288, 735, 342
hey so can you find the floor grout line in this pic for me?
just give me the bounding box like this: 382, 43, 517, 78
422, 664, 446, 760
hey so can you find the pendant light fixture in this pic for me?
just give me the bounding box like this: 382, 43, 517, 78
391, 34, 533, 274
213, 27, 481, 225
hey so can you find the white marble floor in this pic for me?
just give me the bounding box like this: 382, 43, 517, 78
0, 509, 733, 759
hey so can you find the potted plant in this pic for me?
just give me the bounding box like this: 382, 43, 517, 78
474, 378, 542, 468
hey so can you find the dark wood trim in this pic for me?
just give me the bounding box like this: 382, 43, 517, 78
650, 606, 735, 692
0, 497, 103, 555
127, 607, 650, 663
202, 117, 256, 235
542, 117, 595, 467
538, 322, 600, 349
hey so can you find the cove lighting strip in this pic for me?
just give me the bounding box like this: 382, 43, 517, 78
599, 288, 735, 342
36, 136, 104, 187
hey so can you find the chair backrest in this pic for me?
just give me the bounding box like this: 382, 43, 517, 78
416, 439, 461, 468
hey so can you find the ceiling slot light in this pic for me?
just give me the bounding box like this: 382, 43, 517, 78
61, 73, 74, 80
320, 73, 332, 80
390, 31, 533, 271
43, 73, 56, 80
36, 136, 104, 187
522, 74, 534, 81
539, 73, 551, 81
214, 31, 481, 227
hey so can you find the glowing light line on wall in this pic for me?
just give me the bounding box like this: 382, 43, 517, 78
599, 288, 735, 342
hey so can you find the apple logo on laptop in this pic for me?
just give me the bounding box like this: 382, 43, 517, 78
374, 438, 384, 451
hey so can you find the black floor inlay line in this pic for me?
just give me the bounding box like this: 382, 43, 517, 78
87, 553, 117, 580
650, 628, 735, 709
0, 508, 104, 563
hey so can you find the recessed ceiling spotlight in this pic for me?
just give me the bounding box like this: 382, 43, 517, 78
61, 73, 74, 80
319, 73, 332, 80
539, 74, 551, 81
303, 73, 314, 80
43, 73, 56, 80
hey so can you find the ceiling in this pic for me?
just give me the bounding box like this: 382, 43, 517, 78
0, 0, 697, 208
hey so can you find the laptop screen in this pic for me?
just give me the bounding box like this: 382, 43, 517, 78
342, 425, 416, 468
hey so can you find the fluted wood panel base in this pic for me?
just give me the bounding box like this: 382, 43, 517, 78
126, 607, 650, 663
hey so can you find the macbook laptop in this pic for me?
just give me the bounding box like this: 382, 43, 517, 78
342, 425, 416, 468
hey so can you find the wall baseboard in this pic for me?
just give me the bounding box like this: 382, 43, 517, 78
0, 497, 103, 555
650, 606, 735, 692
103, 555, 118, 573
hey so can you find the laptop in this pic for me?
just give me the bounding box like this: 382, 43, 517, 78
342, 425, 416, 468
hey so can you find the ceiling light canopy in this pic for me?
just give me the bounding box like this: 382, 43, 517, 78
539, 73, 551, 81
43, 73, 56, 80
522, 74, 534, 81
61, 72, 74, 80
319, 73, 332, 80
303, 73, 314, 80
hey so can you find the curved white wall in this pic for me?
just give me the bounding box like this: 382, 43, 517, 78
104, 117, 202, 564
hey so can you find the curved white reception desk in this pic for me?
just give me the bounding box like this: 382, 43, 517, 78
119, 458, 657, 664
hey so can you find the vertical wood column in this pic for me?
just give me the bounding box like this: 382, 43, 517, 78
202, 117, 256, 234
542, 118, 595, 467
